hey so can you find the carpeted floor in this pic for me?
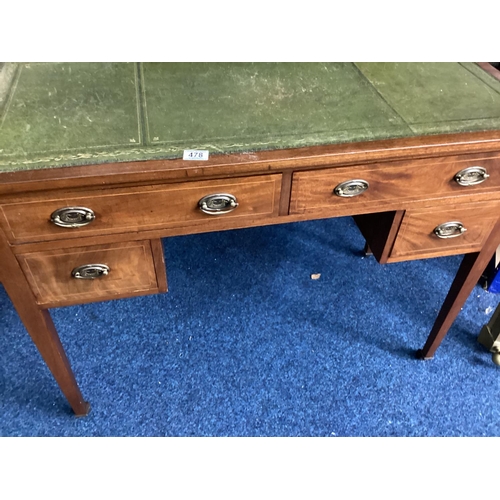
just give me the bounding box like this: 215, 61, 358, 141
1, 216, 500, 436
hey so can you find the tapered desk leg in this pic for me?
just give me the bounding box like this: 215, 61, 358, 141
419, 218, 500, 360
0, 232, 90, 416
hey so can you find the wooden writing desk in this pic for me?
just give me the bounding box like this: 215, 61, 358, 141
1, 62, 500, 416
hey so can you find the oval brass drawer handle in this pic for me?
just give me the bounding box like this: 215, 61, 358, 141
51, 207, 95, 228
198, 193, 239, 215
333, 179, 369, 197
72, 264, 110, 279
454, 166, 489, 186
434, 221, 467, 239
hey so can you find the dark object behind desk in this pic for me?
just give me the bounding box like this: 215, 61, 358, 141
1, 216, 500, 436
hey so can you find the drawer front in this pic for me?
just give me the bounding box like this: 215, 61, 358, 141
289, 155, 500, 217
17, 240, 164, 307
388, 201, 500, 262
0, 174, 282, 243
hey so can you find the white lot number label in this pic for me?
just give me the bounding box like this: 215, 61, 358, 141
183, 150, 209, 161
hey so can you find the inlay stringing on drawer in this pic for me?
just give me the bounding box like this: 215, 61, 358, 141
0, 174, 282, 243
387, 200, 500, 262
16, 240, 167, 307
289, 154, 500, 217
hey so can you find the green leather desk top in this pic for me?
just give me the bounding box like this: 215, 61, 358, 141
1, 62, 500, 173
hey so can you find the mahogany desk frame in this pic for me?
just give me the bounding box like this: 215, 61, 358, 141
2, 66, 500, 416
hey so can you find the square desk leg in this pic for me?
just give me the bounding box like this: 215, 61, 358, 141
419, 218, 500, 359
0, 231, 90, 416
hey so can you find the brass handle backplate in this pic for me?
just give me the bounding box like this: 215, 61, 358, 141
333, 179, 369, 198
434, 221, 467, 239
198, 193, 239, 215
72, 264, 110, 279
454, 166, 490, 186
51, 207, 95, 228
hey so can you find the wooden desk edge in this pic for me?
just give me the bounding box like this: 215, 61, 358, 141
2, 131, 500, 195
477, 62, 500, 82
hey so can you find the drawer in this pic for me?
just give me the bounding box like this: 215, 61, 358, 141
0, 174, 282, 243
289, 155, 500, 217
388, 201, 500, 262
16, 240, 167, 307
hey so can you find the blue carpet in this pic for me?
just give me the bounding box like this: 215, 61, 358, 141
1, 216, 500, 436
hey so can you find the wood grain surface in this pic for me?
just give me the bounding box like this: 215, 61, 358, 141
16, 240, 164, 307
0, 174, 282, 243
388, 200, 500, 262
289, 154, 500, 217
